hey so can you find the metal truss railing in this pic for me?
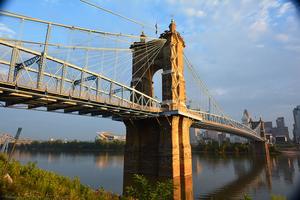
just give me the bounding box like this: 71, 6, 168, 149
189, 109, 264, 141
0, 40, 161, 112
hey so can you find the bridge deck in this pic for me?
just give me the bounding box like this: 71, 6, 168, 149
0, 79, 264, 141
0, 81, 158, 119
0, 79, 263, 141
0, 35, 264, 141
161, 110, 264, 141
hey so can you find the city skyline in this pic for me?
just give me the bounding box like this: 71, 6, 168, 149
293, 105, 300, 143
0, 0, 299, 140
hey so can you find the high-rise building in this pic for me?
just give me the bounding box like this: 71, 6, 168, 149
264, 122, 273, 134
273, 117, 289, 136
276, 117, 285, 129
190, 127, 201, 145
263, 117, 289, 143
293, 105, 300, 144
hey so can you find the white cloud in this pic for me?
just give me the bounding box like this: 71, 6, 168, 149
255, 44, 265, 48
278, 2, 293, 17
251, 20, 268, 32
247, 0, 279, 40
183, 8, 206, 18
275, 33, 289, 42
166, 0, 197, 5
260, 0, 281, 10
43, 0, 59, 3
0, 23, 15, 38
249, 19, 268, 39
211, 88, 228, 96
284, 44, 300, 52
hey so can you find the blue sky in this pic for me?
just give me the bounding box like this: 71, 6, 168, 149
0, 0, 299, 140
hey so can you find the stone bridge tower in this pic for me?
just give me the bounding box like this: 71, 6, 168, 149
130, 20, 187, 111
123, 20, 193, 200
250, 119, 270, 157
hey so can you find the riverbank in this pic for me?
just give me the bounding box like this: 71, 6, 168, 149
0, 154, 120, 200
16, 140, 125, 152
280, 150, 300, 156
5, 151, 299, 199
16, 140, 283, 155
0, 153, 173, 200
192, 141, 281, 155
276, 144, 300, 156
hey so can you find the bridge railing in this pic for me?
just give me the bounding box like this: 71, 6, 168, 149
0, 11, 163, 113
0, 40, 161, 112
189, 109, 262, 140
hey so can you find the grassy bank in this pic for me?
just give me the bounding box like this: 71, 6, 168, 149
0, 153, 173, 200
0, 154, 119, 200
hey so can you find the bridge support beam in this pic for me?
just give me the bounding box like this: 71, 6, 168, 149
123, 115, 193, 200
250, 119, 271, 169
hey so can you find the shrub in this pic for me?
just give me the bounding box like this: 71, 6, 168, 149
125, 174, 173, 200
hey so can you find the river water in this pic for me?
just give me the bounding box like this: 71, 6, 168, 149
12, 151, 300, 199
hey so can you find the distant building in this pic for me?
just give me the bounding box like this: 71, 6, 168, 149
264, 122, 273, 135
293, 106, 300, 143
229, 109, 250, 144
96, 132, 125, 142
239, 109, 251, 143
293, 105, 300, 144
241, 109, 251, 127
276, 117, 285, 128
202, 130, 229, 144
264, 117, 289, 144
265, 133, 275, 144
190, 127, 201, 146
273, 117, 290, 142
229, 135, 248, 144
0, 133, 32, 145
275, 135, 288, 144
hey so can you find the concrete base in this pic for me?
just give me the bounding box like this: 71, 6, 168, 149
123, 115, 193, 200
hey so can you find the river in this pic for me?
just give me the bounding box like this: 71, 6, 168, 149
12, 151, 300, 199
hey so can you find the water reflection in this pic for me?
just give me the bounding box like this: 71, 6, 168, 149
11, 151, 300, 199
193, 154, 300, 200
197, 157, 268, 199
271, 156, 295, 184
94, 152, 123, 169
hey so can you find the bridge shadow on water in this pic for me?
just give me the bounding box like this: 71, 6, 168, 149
192, 154, 300, 200
194, 155, 270, 200
123, 154, 272, 200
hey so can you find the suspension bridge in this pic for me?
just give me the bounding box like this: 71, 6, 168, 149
0, 10, 269, 200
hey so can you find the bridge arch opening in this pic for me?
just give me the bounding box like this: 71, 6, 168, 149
152, 69, 163, 102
